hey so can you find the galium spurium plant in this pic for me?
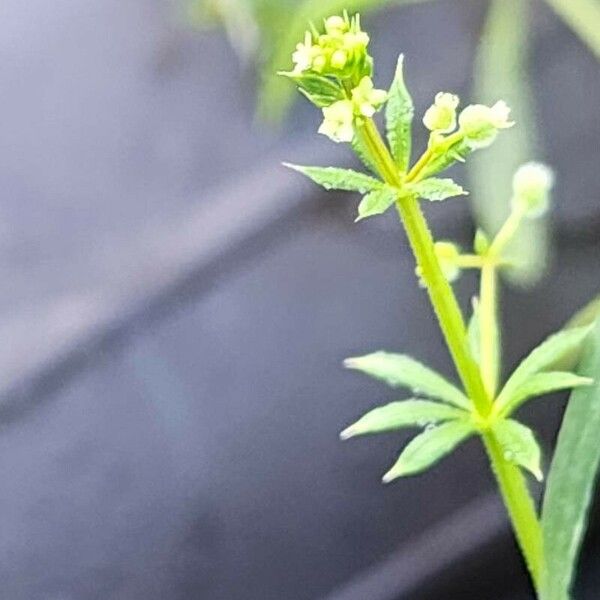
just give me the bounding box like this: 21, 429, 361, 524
281, 12, 600, 598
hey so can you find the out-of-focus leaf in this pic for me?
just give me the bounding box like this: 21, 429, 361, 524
258, 0, 437, 123
340, 399, 466, 439
186, 0, 261, 61
492, 418, 543, 481
382, 421, 474, 481
344, 351, 470, 409
549, 293, 600, 372
541, 319, 600, 600
408, 177, 467, 202
565, 293, 600, 330
496, 371, 593, 417
544, 0, 600, 62
469, 0, 549, 287
356, 186, 398, 220
284, 164, 383, 191
385, 54, 414, 172
497, 326, 593, 407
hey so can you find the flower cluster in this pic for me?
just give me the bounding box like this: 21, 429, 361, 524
291, 13, 372, 81
422, 92, 513, 151
281, 13, 386, 143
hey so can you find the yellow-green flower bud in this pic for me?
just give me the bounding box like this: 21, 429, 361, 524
416, 241, 461, 285
458, 101, 513, 149
330, 49, 348, 70
351, 76, 387, 117
324, 15, 349, 35
318, 99, 355, 143
434, 241, 461, 282
423, 92, 459, 133
511, 162, 554, 218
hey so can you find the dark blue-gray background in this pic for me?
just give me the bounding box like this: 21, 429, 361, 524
0, 1, 599, 598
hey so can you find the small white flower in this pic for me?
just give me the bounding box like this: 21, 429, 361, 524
318, 100, 355, 143
292, 31, 316, 73
423, 92, 459, 133
458, 100, 514, 148
351, 76, 387, 118
512, 162, 555, 218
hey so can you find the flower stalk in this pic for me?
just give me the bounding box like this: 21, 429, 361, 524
281, 13, 573, 597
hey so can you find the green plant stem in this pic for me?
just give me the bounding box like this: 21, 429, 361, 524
356, 118, 491, 416
483, 432, 544, 589
357, 117, 544, 593
480, 262, 500, 397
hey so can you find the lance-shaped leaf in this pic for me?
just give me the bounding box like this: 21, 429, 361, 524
542, 319, 600, 600
279, 71, 345, 108
344, 352, 470, 409
382, 420, 474, 481
408, 177, 468, 202
496, 371, 593, 417
284, 164, 383, 192
497, 326, 593, 407
340, 400, 467, 440
356, 186, 398, 221
385, 54, 414, 172
492, 419, 543, 481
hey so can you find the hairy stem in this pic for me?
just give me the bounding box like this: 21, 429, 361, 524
356, 116, 543, 593
483, 432, 544, 589
356, 119, 491, 416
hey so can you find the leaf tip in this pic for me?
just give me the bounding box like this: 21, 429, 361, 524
339, 426, 355, 441
381, 470, 396, 484
343, 357, 360, 369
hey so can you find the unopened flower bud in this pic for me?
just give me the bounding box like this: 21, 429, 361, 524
423, 92, 459, 133
324, 15, 348, 35
458, 101, 513, 149
511, 162, 554, 218
416, 241, 461, 285
330, 49, 348, 70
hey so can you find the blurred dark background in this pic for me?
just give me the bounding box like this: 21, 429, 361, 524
0, 0, 599, 598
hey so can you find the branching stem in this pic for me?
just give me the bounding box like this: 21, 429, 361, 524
357, 116, 543, 592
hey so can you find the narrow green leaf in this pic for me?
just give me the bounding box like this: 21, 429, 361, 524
492, 419, 543, 481
356, 186, 398, 221
498, 326, 593, 407
344, 351, 470, 409
279, 71, 345, 108
340, 400, 467, 439
542, 319, 600, 600
382, 421, 474, 481
496, 371, 593, 417
467, 297, 481, 365
468, 0, 548, 286
408, 177, 468, 202
284, 164, 383, 192
385, 54, 414, 172
544, 0, 600, 62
